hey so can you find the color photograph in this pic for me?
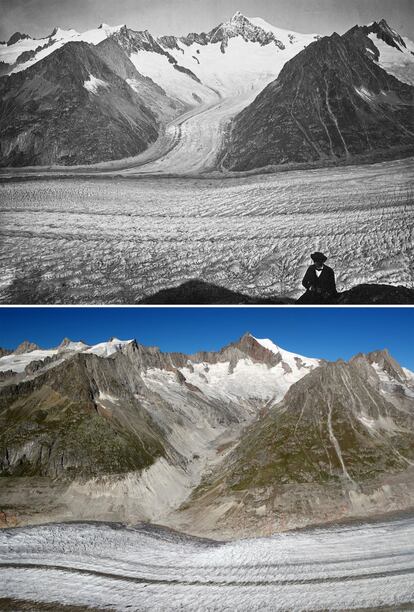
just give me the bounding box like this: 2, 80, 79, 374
0, 307, 414, 609
1, 0, 414, 610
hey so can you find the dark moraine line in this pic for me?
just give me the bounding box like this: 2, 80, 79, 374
2, 599, 413, 612
1, 563, 414, 587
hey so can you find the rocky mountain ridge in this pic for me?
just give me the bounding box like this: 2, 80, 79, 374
1, 333, 414, 537
0, 35, 188, 166
221, 20, 414, 170
177, 352, 414, 536
1, 14, 413, 169
0, 12, 317, 166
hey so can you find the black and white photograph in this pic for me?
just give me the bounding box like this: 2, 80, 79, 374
0, 0, 413, 304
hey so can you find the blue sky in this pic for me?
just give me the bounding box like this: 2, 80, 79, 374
0, 307, 412, 369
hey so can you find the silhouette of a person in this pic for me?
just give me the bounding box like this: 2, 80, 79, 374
297, 252, 337, 304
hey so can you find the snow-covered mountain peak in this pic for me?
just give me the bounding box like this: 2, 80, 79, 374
0, 337, 135, 373
375, 18, 406, 49
84, 338, 134, 357
97, 23, 126, 34
252, 337, 320, 370
57, 338, 89, 352
49, 27, 79, 39
359, 19, 414, 85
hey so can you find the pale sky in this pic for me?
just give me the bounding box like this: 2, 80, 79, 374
1, 0, 413, 42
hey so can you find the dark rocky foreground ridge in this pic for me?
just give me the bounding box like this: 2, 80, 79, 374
221, 21, 414, 171
137, 279, 414, 304
1, 334, 414, 537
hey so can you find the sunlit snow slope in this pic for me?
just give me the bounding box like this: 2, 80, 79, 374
121, 15, 317, 174
0, 337, 133, 372
0, 24, 124, 74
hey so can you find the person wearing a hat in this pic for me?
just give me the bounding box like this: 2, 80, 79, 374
297, 252, 337, 304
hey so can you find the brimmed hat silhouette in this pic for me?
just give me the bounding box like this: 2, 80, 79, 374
311, 252, 327, 263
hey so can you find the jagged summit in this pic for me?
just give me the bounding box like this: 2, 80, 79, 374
208, 11, 287, 51
364, 18, 407, 50
14, 340, 41, 354
1, 330, 414, 535
222, 18, 414, 170
6, 32, 31, 46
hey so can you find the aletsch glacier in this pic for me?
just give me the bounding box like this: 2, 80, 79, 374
1, 12, 414, 171
1, 13, 414, 303
1, 517, 414, 610
2, 334, 414, 609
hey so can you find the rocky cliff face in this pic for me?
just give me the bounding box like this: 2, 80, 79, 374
0, 13, 319, 166
177, 353, 414, 537
0, 36, 183, 166
186, 11, 286, 53
221, 21, 414, 170
1, 334, 413, 536
0, 334, 318, 484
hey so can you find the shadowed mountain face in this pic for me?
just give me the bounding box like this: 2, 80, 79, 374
1, 334, 414, 536
221, 23, 414, 170
0, 38, 181, 166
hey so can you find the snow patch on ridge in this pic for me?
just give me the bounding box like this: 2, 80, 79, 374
368, 33, 414, 86
252, 337, 320, 370
97, 391, 120, 404
0, 338, 133, 372
84, 338, 133, 357
355, 86, 376, 102
357, 412, 399, 433
84, 74, 110, 94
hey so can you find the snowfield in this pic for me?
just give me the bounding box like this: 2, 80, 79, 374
0, 157, 412, 303
0, 517, 414, 610
0, 338, 133, 372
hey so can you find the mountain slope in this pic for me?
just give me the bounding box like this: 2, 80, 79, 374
0, 39, 174, 166
0, 13, 319, 167
221, 20, 414, 171
0, 334, 320, 524
177, 351, 414, 536
0, 24, 125, 75
1, 334, 414, 537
